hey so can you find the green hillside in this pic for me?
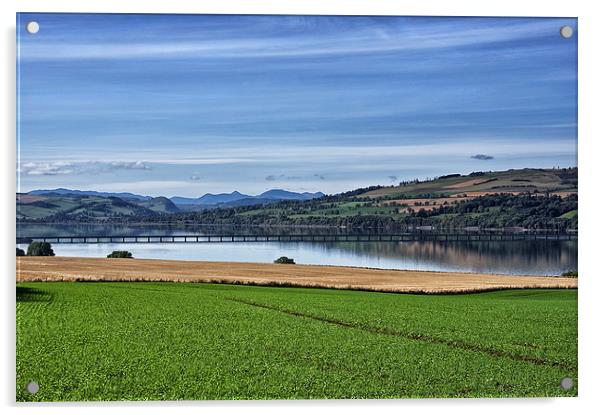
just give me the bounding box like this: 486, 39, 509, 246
16, 194, 177, 221
189, 168, 577, 230
137, 196, 180, 213
360, 167, 577, 199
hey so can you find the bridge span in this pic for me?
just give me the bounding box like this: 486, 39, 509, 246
17, 232, 577, 244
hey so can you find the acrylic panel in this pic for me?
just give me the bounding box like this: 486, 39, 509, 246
16, 13, 578, 401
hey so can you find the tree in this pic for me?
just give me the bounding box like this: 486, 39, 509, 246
274, 256, 295, 264
16, 247, 25, 256
107, 250, 134, 258
416, 208, 428, 218
26, 242, 55, 256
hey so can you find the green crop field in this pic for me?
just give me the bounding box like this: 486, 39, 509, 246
16, 283, 577, 401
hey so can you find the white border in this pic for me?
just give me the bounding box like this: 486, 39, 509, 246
2, 1, 601, 414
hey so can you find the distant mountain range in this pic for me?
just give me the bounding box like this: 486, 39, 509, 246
20, 188, 326, 219
171, 191, 248, 206
171, 189, 325, 208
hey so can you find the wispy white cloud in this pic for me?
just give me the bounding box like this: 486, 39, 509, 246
18, 160, 151, 176
19, 161, 76, 176
20, 138, 575, 167
20, 19, 570, 61
265, 173, 326, 182
17, 15, 577, 196
163, 139, 574, 162
147, 158, 255, 165
106, 161, 150, 170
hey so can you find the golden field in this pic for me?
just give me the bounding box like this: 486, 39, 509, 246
17, 256, 577, 294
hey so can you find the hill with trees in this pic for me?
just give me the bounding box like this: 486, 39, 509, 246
17, 167, 577, 230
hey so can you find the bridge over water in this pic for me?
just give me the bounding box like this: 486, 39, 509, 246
17, 232, 577, 244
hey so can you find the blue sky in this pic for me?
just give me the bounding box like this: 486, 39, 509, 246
17, 14, 577, 197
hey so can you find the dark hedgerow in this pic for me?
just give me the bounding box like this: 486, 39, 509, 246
561, 270, 578, 278
274, 256, 295, 264
16, 247, 25, 256
26, 242, 55, 257
107, 250, 134, 259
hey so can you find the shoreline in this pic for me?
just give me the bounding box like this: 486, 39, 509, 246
17, 257, 578, 294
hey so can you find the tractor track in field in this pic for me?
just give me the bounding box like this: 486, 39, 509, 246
228, 297, 575, 371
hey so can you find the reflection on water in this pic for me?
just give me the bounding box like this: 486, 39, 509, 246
18, 240, 577, 276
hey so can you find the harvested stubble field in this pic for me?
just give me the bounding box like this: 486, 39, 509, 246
17, 257, 577, 294
16, 282, 577, 400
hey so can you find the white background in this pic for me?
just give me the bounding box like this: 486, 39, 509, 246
2, 1, 601, 414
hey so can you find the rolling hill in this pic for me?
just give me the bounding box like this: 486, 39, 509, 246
160, 167, 577, 230
359, 168, 577, 199
28, 188, 325, 210
17, 168, 577, 229
258, 189, 325, 201
16, 194, 157, 221
17, 188, 326, 220
137, 197, 180, 214
28, 188, 152, 201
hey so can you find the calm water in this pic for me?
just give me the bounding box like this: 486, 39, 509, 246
17, 239, 577, 277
